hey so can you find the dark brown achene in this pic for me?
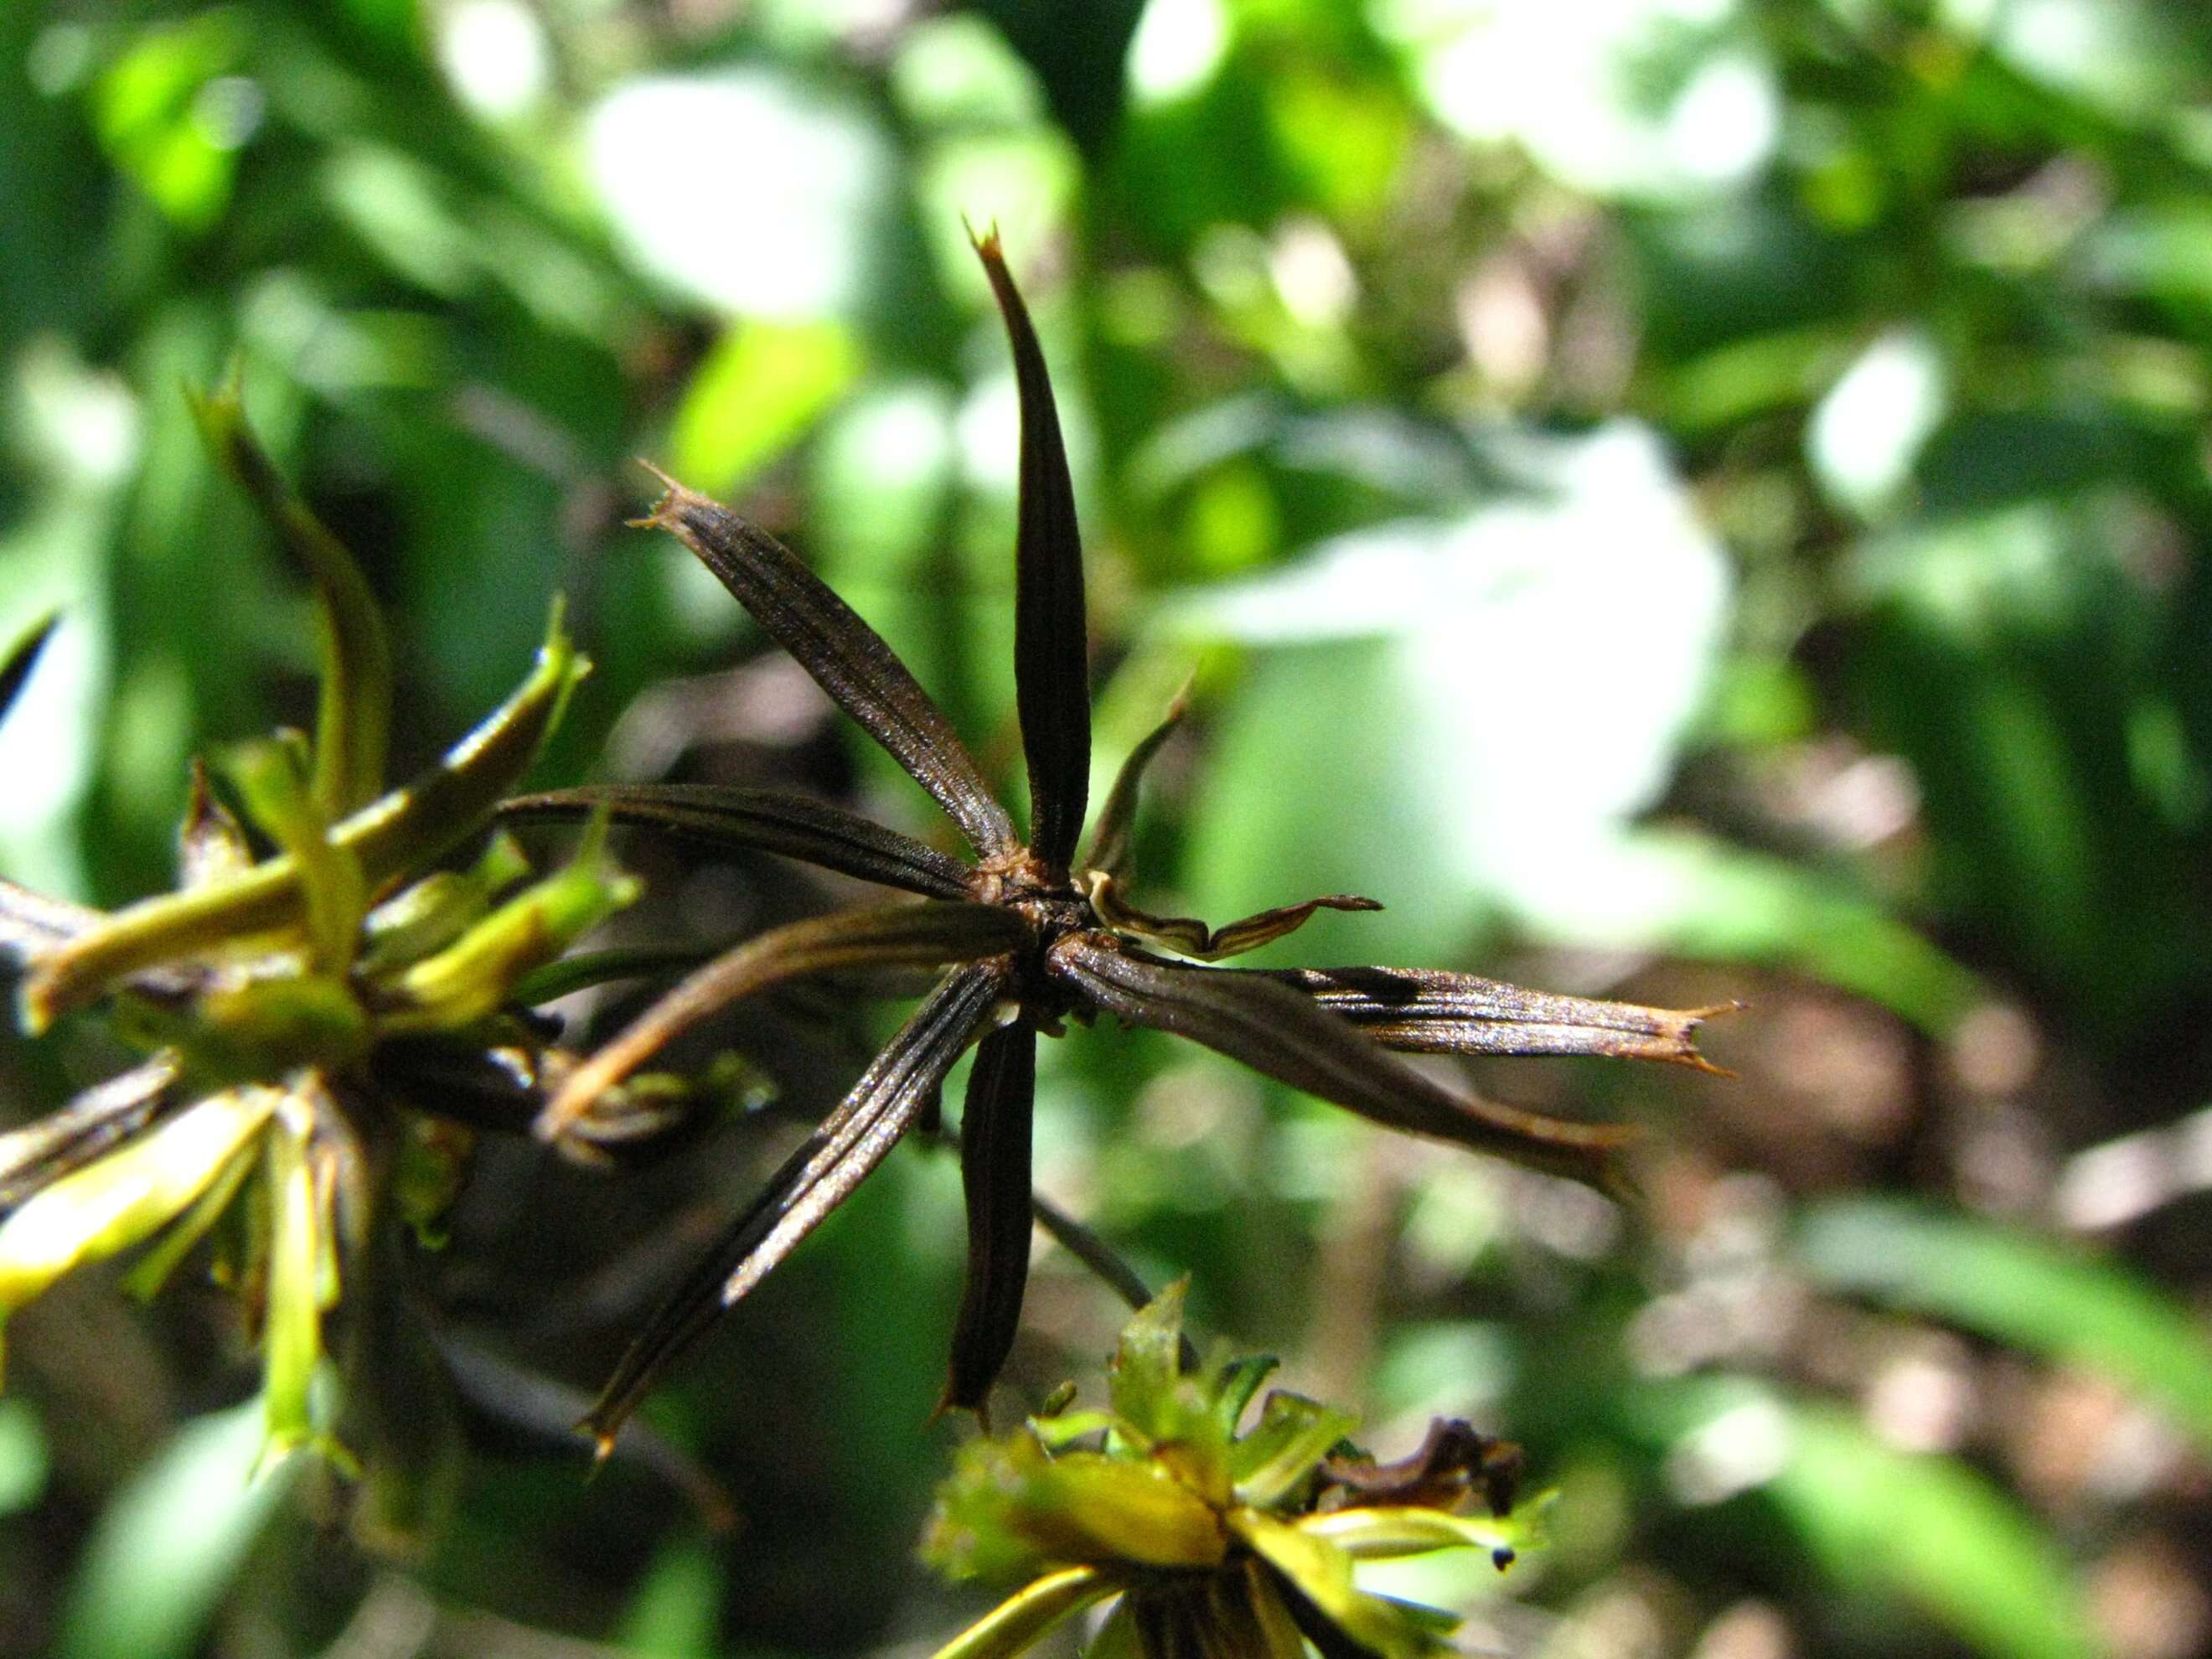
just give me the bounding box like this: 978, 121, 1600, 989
504, 229, 1728, 1449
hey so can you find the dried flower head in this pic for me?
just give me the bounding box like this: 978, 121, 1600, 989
922, 1282, 1532, 1659
510, 231, 1727, 1446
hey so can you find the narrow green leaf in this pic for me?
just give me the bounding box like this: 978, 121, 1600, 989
1775, 1402, 2097, 1659
1212, 1352, 1281, 1443
223, 737, 365, 974
1230, 1510, 1430, 1659
384, 814, 640, 1033
259, 1100, 323, 1460
1800, 1197, 2212, 1453
0, 1088, 276, 1381
117, 1138, 255, 1301
509, 944, 710, 1006
928, 1565, 1114, 1659
190, 384, 392, 816
356, 833, 533, 977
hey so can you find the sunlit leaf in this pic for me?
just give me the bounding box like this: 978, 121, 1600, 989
1229, 1392, 1358, 1510
928, 1564, 1113, 1659
55, 1396, 299, 1659
0, 1088, 276, 1381
925, 1431, 1227, 1579
1775, 1404, 2097, 1659
1231, 1509, 1433, 1659
21, 602, 582, 1026
190, 383, 392, 816
259, 1099, 324, 1459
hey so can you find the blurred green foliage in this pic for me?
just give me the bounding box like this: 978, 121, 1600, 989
4, 1, 2212, 1657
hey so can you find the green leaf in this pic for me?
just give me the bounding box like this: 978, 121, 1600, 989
20, 601, 582, 1028
506, 943, 709, 1006
923, 1431, 1227, 1580
1229, 1509, 1434, 1659
667, 318, 859, 499
384, 812, 640, 1032
117, 1138, 256, 1301
1177, 423, 1729, 964
356, 833, 533, 977
616, 1533, 726, 1659
1229, 1392, 1359, 1511
0, 1090, 276, 1379
258, 1099, 324, 1460
55, 1395, 301, 1659
1211, 1351, 1279, 1442
1295, 1505, 1527, 1563
928, 1564, 1113, 1659
1774, 1404, 2097, 1659
1799, 1198, 2212, 1453
0, 1396, 48, 1517
1107, 1278, 1191, 1442
222, 736, 366, 974
190, 383, 393, 817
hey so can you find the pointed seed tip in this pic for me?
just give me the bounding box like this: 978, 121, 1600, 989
584, 1423, 618, 1471
624, 460, 690, 529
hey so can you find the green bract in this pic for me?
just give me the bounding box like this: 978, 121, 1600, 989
923, 1284, 1533, 1659
0, 394, 649, 1532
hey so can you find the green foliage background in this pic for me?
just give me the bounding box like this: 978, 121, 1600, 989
4, 1, 2212, 1656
